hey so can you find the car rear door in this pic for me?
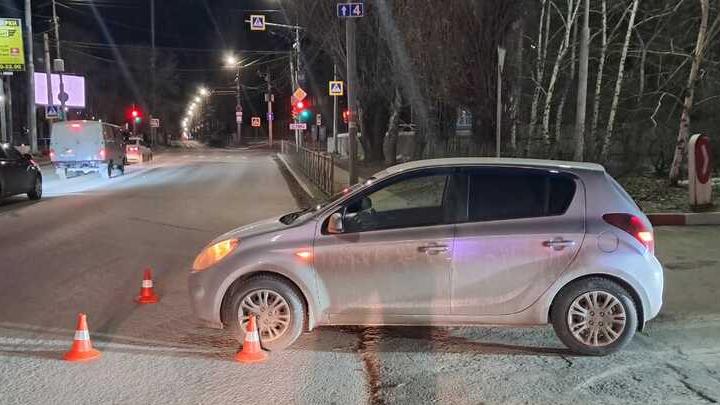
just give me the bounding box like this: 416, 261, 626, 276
313, 168, 464, 321
450, 167, 585, 316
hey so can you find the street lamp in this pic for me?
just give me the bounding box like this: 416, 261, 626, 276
198, 86, 209, 97
224, 54, 243, 146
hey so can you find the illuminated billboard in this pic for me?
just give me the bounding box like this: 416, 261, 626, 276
0, 18, 25, 71
34, 72, 86, 108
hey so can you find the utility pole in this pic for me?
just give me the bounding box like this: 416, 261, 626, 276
235, 66, 242, 146
574, 0, 590, 161
0, 77, 6, 143
496, 46, 506, 158
43, 34, 53, 118
332, 63, 339, 154
51, 0, 66, 121
5, 77, 13, 144
25, 0, 37, 153
150, 0, 156, 146
294, 27, 302, 148
346, 18, 358, 184
264, 73, 273, 147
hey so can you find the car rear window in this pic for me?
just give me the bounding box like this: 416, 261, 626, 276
467, 169, 576, 222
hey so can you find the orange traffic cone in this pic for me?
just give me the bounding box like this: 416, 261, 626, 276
135, 268, 159, 304
63, 313, 101, 362
235, 315, 268, 364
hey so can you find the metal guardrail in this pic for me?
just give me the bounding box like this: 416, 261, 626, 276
281, 140, 335, 195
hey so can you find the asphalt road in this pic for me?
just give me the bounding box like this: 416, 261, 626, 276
1, 148, 719, 404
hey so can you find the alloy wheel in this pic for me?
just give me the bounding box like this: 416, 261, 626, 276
567, 291, 627, 347
238, 289, 291, 342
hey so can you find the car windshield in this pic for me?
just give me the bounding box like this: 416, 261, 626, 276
3, 1, 716, 403
279, 181, 366, 224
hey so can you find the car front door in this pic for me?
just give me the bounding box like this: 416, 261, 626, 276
0, 145, 31, 194
313, 169, 463, 323
451, 167, 585, 316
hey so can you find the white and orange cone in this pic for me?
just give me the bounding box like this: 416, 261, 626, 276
63, 313, 101, 362
135, 268, 159, 304
235, 315, 268, 364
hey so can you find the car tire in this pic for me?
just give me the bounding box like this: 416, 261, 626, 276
551, 277, 638, 356
100, 163, 111, 179
27, 175, 42, 200
223, 275, 305, 351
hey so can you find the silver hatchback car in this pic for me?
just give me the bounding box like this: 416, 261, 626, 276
189, 158, 663, 356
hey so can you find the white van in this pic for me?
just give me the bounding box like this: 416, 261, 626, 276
50, 121, 126, 179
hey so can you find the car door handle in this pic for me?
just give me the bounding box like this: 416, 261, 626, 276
542, 238, 576, 251
417, 243, 449, 255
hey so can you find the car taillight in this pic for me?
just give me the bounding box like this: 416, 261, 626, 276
603, 213, 655, 253
99, 148, 106, 160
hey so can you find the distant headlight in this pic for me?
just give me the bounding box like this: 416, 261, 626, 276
192, 239, 239, 272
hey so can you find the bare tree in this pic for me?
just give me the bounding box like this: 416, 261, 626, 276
526, 0, 550, 155
668, 0, 720, 183
573, 0, 590, 161
541, 0, 581, 146
600, 0, 640, 161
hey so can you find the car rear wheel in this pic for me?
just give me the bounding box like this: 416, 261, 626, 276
223, 275, 305, 351
27, 175, 42, 200
551, 277, 637, 356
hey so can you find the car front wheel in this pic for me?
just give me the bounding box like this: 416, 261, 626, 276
28, 175, 42, 200
551, 277, 638, 356
223, 275, 305, 351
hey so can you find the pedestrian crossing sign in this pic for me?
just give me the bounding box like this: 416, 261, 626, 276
45, 105, 59, 119
329, 81, 344, 96
250, 15, 266, 31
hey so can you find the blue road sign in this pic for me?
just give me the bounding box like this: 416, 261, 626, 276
337, 3, 364, 18
45, 105, 59, 119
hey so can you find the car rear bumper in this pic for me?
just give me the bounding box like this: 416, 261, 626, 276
53, 161, 104, 170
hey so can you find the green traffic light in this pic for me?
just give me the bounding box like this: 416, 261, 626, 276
135, 117, 142, 124
299, 110, 312, 122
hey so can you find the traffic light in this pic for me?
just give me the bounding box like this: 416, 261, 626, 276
342, 109, 350, 124
293, 99, 313, 123
128, 106, 143, 123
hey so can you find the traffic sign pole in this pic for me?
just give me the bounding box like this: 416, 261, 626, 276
333, 64, 338, 155
346, 17, 358, 185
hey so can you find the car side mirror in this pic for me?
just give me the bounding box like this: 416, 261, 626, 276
327, 212, 344, 234
22, 153, 32, 161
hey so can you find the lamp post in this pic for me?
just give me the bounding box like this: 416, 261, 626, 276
496, 46, 506, 158
225, 54, 243, 146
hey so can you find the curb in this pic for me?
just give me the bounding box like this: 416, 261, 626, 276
275, 153, 321, 199
648, 212, 720, 226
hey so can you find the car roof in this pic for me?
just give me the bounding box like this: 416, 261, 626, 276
378, 158, 605, 177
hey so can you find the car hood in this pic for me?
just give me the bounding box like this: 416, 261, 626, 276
210, 216, 288, 245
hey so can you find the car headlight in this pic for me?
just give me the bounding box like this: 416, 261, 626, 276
192, 239, 239, 272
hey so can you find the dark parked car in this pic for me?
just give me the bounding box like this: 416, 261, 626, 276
0, 143, 42, 201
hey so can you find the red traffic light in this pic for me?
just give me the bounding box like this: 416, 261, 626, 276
342, 109, 350, 124
131, 110, 139, 118
295, 101, 304, 109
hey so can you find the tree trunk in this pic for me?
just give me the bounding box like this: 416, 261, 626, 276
600, 0, 640, 162
573, 0, 590, 161
554, 19, 579, 153
589, 0, 607, 159
541, 0, 580, 148
383, 88, 403, 164
526, 0, 548, 156
510, 22, 524, 154
668, 0, 711, 184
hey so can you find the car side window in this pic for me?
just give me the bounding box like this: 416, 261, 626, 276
467, 168, 576, 222
343, 173, 450, 233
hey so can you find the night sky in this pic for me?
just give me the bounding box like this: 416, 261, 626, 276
1, 0, 296, 135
